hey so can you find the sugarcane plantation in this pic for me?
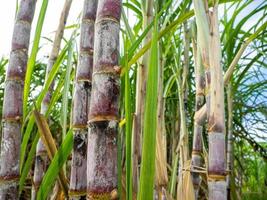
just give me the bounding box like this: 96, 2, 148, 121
0, 0, 266, 200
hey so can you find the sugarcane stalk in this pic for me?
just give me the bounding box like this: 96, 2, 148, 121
226, 83, 233, 199
69, 0, 97, 199
87, 0, 121, 199
132, 0, 153, 193
173, 24, 190, 197
192, 1, 212, 197
175, 63, 190, 200
207, 3, 227, 199
155, 45, 168, 198
0, 0, 36, 198
32, 1, 72, 198
191, 22, 205, 199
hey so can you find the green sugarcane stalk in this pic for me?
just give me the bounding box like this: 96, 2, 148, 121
0, 0, 36, 198
132, 0, 153, 193
69, 0, 97, 199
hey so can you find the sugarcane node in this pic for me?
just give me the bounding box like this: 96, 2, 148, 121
11, 48, 27, 54
208, 174, 226, 181
17, 19, 31, 26
92, 69, 120, 77
72, 124, 88, 130
68, 189, 87, 197
192, 150, 201, 155
2, 116, 22, 123
0, 175, 20, 183
82, 18, 95, 24
87, 191, 116, 200
96, 17, 120, 25
88, 115, 118, 125
76, 76, 92, 84
80, 48, 94, 56
6, 69, 26, 81
5, 77, 24, 83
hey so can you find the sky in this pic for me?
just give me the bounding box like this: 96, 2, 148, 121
0, 1, 264, 58
0, 0, 83, 57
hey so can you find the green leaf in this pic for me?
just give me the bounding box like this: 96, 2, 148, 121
19, 130, 39, 195
23, 0, 49, 120
138, 7, 159, 200
61, 40, 74, 140
124, 38, 133, 200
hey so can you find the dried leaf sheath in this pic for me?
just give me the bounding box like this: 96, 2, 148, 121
32, 0, 72, 198
87, 0, 121, 198
69, 0, 97, 198
0, 0, 36, 198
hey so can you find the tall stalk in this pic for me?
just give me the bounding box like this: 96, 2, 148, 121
155, 45, 168, 199
226, 83, 233, 199
32, 1, 72, 198
69, 0, 97, 199
0, 0, 36, 198
208, 3, 226, 199
87, 0, 121, 199
175, 22, 190, 199
191, 22, 205, 198
132, 0, 153, 192
175, 63, 190, 200
138, 5, 159, 199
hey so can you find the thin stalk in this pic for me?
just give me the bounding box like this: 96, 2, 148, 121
169, 153, 179, 197
125, 47, 133, 200
0, 0, 36, 198
155, 46, 168, 198
138, 5, 158, 199
69, 0, 97, 198
32, 1, 72, 198
191, 22, 205, 199
87, 0, 121, 198
132, 0, 153, 193
226, 83, 233, 199
174, 24, 190, 199
175, 68, 190, 199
